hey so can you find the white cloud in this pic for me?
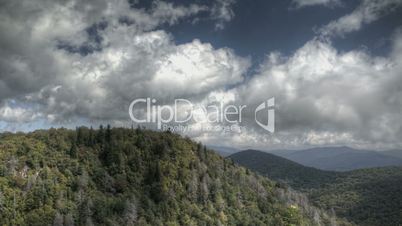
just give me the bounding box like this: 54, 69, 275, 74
291, 0, 341, 8
0, 0, 249, 123
211, 0, 236, 30
49, 29, 250, 120
0, 102, 41, 123
225, 34, 402, 149
151, 1, 208, 26
319, 0, 402, 37
149, 32, 402, 149
152, 39, 248, 96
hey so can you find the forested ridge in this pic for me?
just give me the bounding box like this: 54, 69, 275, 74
230, 150, 402, 226
0, 127, 346, 225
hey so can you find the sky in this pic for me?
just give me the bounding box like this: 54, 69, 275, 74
1, 0, 402, 150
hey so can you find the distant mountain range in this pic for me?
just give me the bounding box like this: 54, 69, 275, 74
229, 150, 402, 226
207, 145, 239, 157
381, 149, 402, 159
229, 149, 338, 189
268, 146, 402, 171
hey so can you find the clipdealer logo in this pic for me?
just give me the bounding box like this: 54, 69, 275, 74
255, 97, 275, 133
128, 97, 275, 133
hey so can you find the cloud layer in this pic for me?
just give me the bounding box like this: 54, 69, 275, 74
1, 0, 402, 150
0, 0, 245, 121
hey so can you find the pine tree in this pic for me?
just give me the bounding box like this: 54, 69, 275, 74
69, 144, 77, 158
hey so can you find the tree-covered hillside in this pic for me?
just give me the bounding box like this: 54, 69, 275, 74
0, 127, 343, 226
310, 167, 402, 226
230, 150, 402, 226
229, 150, 339, 190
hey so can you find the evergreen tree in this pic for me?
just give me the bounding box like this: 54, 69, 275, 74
69, 143, 77, 158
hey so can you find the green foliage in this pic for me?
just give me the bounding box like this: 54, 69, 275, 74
309, 167, 402, 226
0, 127, 334, 225
230, 150, 402, 226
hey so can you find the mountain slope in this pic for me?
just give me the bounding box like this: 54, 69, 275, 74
0, 127, 343, 226
271, 147, 402, 171
230, 150, 402, 226
381, 149, 402, 160
310, 167, 402, 226
229, 150, 339, 189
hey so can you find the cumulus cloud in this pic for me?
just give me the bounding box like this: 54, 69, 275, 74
171, 29, 402, 150
291, 0, 341, 8
41, 30, 249, 121
0, 0, 248, 123
157, 31, 402, 150
211, 0, 236, 30
319, 0, 402, 37
219, 33, 402, 149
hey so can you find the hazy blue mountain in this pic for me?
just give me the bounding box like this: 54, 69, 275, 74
380, 149, 402, 160
207, 145, 239, 156
229, 150, 339, 189
269, 146, 402, 171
